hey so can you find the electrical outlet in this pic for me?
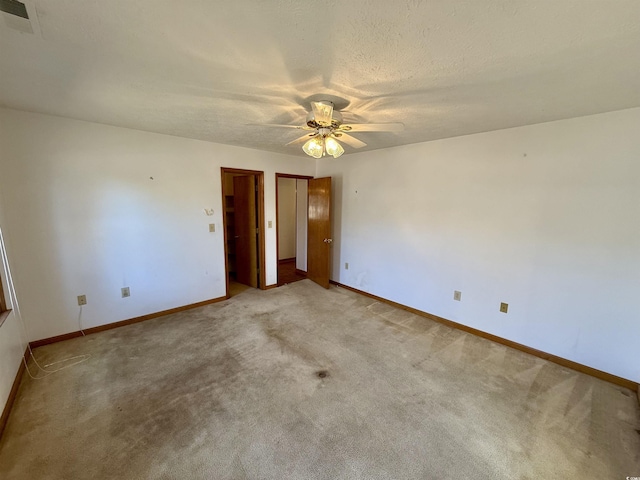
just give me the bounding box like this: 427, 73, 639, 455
345, 262, 349, 270
209, 223, 215, 233
77, 295, 87, 306
500, 302, 508, 313
268, 220, 273, 228
454, 290, 461, 301
121, 287, 130, 298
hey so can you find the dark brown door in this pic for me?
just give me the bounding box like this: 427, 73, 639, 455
234, 175, 258, 288
307, 177, 332, 289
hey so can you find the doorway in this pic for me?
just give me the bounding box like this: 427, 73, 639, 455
276, 174, 313, 286
276, 174, 332, 289
221, 168, 266, 297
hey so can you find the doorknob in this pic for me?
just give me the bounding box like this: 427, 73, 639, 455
323, 238, 333, 244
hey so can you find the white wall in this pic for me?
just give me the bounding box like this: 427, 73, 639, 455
0, 108, 314, 342
277, 178, 296, 260
295, 179, 308, 272
317, 108, 640, 383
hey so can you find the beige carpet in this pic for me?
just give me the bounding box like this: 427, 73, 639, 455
0, 280, 638, 479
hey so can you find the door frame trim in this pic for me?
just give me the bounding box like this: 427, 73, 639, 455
221, 167, 267, 297
275, 173, 314, 286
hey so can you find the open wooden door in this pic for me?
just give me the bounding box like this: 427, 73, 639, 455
307, 177, 332, 289
233, 175, 258, 288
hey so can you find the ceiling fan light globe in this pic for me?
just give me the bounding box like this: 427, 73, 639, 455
325, 137, 344, 158
303, 136, 324, 158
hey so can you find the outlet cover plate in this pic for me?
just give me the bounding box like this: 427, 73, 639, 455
121, 287, 130, 298
453, 290, 461, 301
77, 295, 87, 306
500, 302, 508, 313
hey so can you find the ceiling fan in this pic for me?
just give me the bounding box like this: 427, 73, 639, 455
257, 101, 404, 159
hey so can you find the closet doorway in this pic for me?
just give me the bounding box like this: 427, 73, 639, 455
276, 174, 313, 286
221, 168, 266, 297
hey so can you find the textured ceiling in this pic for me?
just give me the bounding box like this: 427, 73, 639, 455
1, 0, 639, 156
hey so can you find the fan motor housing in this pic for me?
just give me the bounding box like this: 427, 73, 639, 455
306, 109, 343, 129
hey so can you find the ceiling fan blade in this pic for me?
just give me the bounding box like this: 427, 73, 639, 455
285, 133, 316, 146
247, 123, 313, 130
334, 133, 367, 149
311, 101, 334, 127
339, 122, 404, 133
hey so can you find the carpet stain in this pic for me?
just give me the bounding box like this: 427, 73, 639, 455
264, 326, 322, 368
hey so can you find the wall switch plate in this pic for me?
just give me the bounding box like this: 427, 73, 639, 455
77, 295, 87, 306
121, 287, 130, 298
345, 262, 349, 270
209, 224, 215, 233
268, 220, 273, 228
454, 290, 461, 301
500, 302, 508, 313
